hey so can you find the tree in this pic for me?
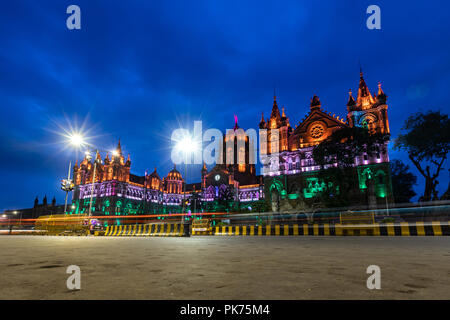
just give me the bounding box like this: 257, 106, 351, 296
312, 126, 388, 207
390, 159, 417, 203
394, 111, 450, 201
217, 185, 235, 212
250, 200, 268, 213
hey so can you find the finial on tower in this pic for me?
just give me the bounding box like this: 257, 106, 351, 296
310, 95, 321, 110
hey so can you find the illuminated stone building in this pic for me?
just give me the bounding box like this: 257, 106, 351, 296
70, 71, 391, 216
71, 127, 265, 216
261, 71, 392, 211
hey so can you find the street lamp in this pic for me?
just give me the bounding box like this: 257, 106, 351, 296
175, 135, 199, 222
69, 133, 85, 147
1, 214, 6, 230
62, 133, 85, 214
12, 211, 22, 229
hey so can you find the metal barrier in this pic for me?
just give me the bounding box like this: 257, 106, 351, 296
101, 223, 185, 237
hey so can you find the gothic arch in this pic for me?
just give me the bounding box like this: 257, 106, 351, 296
269, 179, 284, 212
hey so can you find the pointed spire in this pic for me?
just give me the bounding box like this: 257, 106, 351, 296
233, 115, 239, 131
259, 112, 266, 129
117, 139, 122, 155
359, 69, 369, 95
347, 89, 356, 107
377, 81, 384, 95
357, 69, 375, 108
376, 81, 387, 104
270, 94, 281, 120
282, 107, 286, 118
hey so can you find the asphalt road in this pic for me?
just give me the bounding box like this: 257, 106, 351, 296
1, 235, 449, 299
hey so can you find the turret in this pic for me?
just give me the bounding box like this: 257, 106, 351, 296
259, 112, 266, 129
376, 81, 387, 104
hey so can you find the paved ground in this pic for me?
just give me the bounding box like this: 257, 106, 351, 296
0, 236, 449, 299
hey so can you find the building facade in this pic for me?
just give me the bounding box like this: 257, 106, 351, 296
70, 123, 265, 216
69, 71, 392, 216
260, 71, 392, 211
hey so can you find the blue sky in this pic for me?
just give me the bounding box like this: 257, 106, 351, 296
1, 1, 449, 210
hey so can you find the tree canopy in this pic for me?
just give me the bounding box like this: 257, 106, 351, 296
394, 110, 450, 201
390, 159, 417, 203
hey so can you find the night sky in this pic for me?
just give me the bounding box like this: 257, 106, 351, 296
1, 1, 449, 211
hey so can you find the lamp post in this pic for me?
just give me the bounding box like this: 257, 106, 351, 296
175, 134, 199, 233
61, 161, 74, 214
61, 133, 84, 214
183, 152, 188, 219
13, 211, 22, 229
6, 213, 11, 234
1, 214, 6, 231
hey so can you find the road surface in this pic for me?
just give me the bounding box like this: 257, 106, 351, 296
1, 236, 449, 299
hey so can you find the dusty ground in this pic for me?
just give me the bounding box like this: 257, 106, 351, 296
0, 235, 449, 299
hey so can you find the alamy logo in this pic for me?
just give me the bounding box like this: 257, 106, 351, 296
66, 265, 81, 290
170, 121, 270, 166
66, 5, 81, 30
366, 265, 381, 289
366, 5, 381, 30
